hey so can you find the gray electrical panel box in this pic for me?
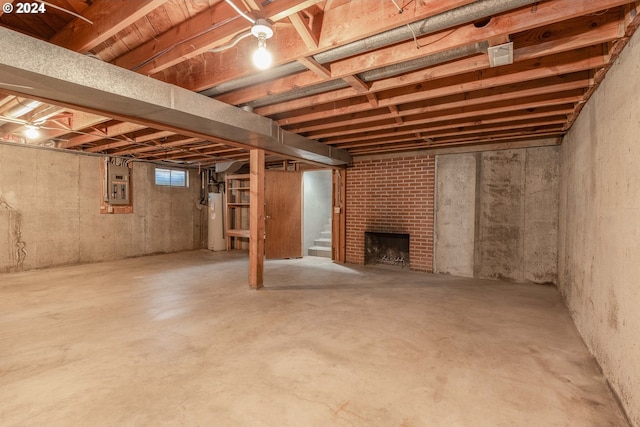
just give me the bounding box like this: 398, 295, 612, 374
107, 163, 130, 205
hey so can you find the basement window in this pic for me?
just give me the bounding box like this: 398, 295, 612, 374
155, 167, 188, 187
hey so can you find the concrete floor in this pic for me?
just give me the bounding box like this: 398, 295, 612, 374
0, 250, 628, 427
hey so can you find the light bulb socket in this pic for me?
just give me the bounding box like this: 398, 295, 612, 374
250, 19, 273, 69
251, 19, 273, 39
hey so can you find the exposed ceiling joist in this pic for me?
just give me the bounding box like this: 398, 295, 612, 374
114, 0, 323, 76
289, 11, 321, 49
49, 0, 168, 53
176, 0, 478, 92
1, 0, 637, 160
220, 0, 623, 110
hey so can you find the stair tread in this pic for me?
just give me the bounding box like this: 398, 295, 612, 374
308, 246, 332, 258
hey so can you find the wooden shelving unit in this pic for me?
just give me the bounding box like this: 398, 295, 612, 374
225, 174, 250, 250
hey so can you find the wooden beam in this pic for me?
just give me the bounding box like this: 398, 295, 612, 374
342, 75, 369, 93
178, 0, 476, 91
154, 146, 245, 160
329, 0, 630, 78
352, 137, 560, 160
135, 142, 224, 162
59, 122, 147, 148
377, 50, 604, 109
216, 0, 621, 106
366, 93, 379, 108
388, 105, 402, 124
0, 104, 66, 138
281, 74, 589, 128
117, 0, 322, 76
289, 12, 320, 49
322, 0, 350, 11
291, 88, 584, 133
327, 108, 573, 146
416, 130, 565, 147
311, 104, 575, 140
257, 47, 605, 117
332, 116, 568, 147
84, 130, 175, 152
0, 94, 15, 110
34, 111, 108, 145
308, 94, 582, 138
114, 137, 201, 155
338, 120, 566, 150
297, 57, 331, 79
242, 0, 264, 12
49, 0, 167, 53
249, 149, 265, 289
337, 123, 566, 149
216, 68, 326, 105
348, 130, 564, 155
514, 14, 619, 62
331, 168, 346, 263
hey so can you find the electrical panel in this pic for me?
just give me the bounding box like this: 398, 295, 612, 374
107, 163, 130, 205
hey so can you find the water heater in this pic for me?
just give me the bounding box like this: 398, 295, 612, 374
207, 192, 226, 251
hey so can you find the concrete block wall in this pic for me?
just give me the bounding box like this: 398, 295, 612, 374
345, 155, 435, 272
435, 146, 559, 283
559, 26, 640, 426
0, 144, 205, 273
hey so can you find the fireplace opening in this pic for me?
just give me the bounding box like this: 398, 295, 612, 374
364, 232, 409, 267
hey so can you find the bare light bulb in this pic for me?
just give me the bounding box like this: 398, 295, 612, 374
25, 126, 40, 139
252, 37, 272, 70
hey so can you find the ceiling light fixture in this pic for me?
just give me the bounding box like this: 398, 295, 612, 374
251, 19, 274, 70
24, 125, 40, 139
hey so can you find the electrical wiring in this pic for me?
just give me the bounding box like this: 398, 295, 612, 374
131, 15, 241, 71
208, 31, 253, 53
38, 1, 93, 25
224, 0, 256, 24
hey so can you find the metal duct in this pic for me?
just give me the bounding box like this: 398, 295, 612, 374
312, 0, 534, 64
244, 42, 487, 109
245, 79, 350, 109
200, 0, 536, 98
201, 62, 307, 97
359, 42, 488, 82
215, 160, 245, 174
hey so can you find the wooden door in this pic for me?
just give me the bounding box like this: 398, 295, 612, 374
265, 170, 302, 259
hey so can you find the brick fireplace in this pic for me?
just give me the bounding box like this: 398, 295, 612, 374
364, 232, 410, 267
345, 155, 435, 272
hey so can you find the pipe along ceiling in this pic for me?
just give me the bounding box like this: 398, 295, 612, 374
200, 0, 537, 106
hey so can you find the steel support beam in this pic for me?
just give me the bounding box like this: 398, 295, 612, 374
0, 27, 351, 166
